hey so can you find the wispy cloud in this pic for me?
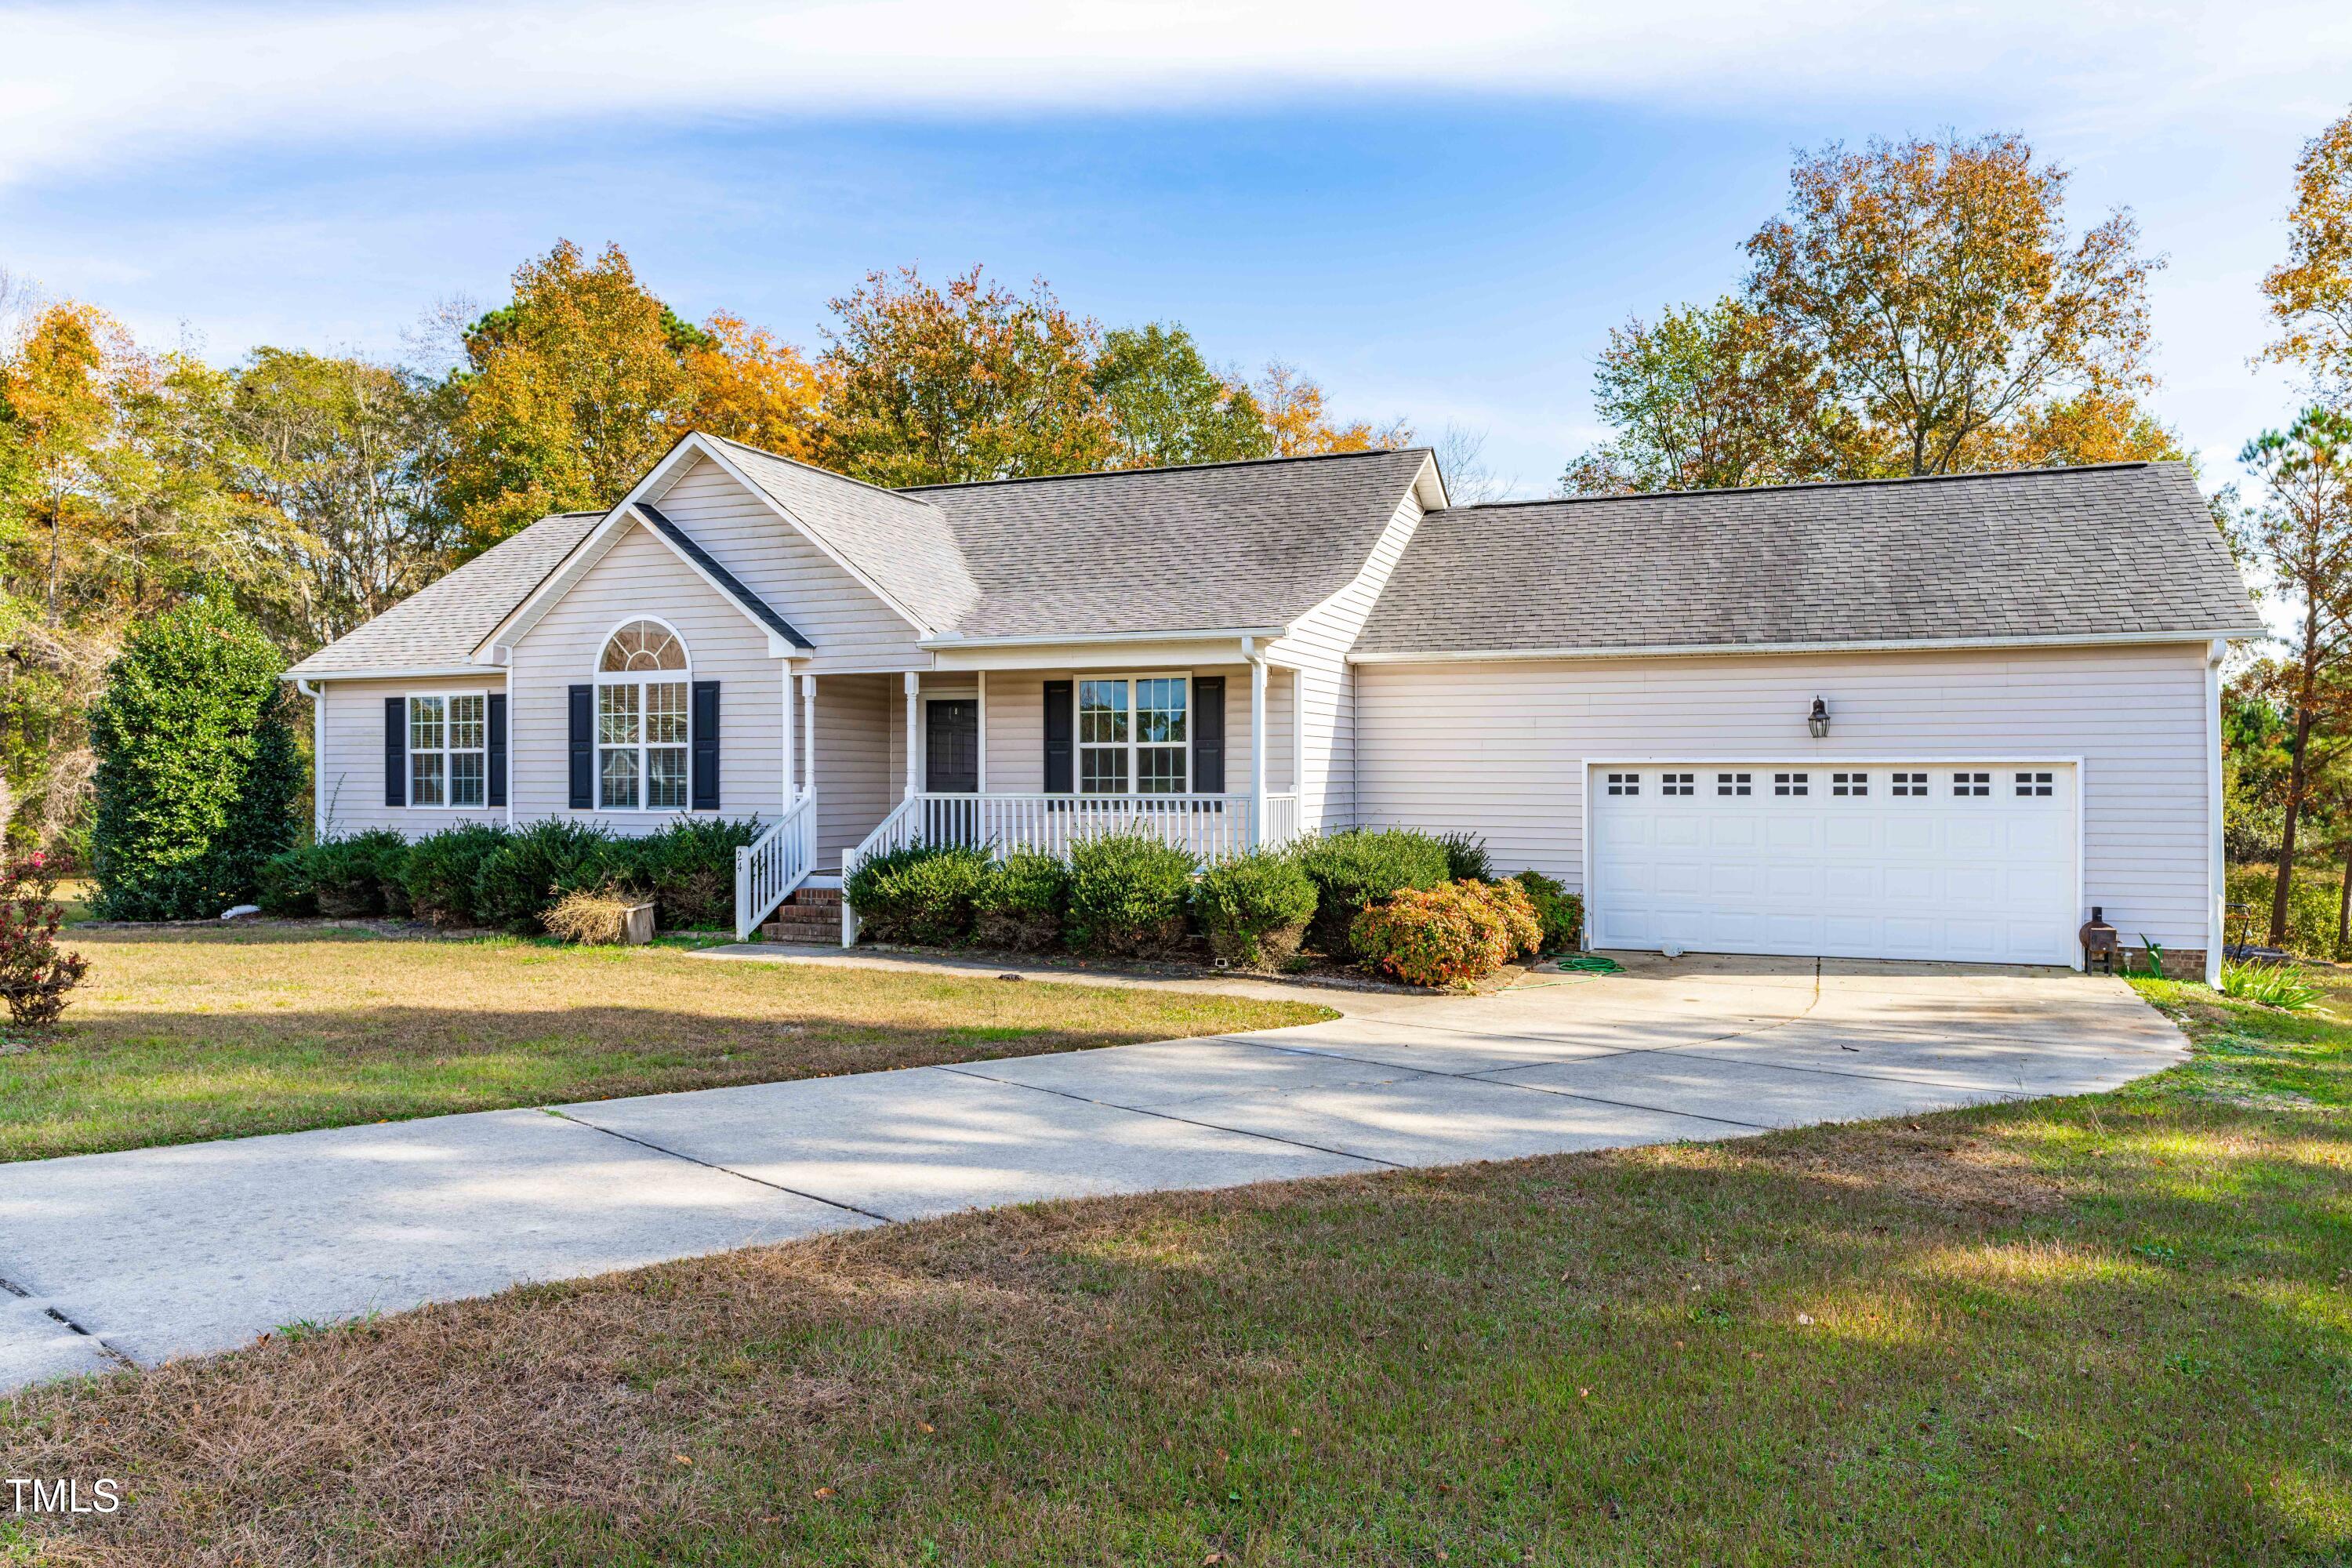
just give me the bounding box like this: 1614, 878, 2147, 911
5, 0, 2347, 189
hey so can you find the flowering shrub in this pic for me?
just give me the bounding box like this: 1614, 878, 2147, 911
1350, 879, 1537, 988
0, 855, 90, 1028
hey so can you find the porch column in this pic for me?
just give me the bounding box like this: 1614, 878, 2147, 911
903, 670, 920, 799
976, 670, 988, 793
779, 660, 795, 807
1249, 651, 1268, 848
800, 673, 817, 798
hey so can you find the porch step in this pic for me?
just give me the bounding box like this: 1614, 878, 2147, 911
761, 918, 840, 944
759, 884, 843, 945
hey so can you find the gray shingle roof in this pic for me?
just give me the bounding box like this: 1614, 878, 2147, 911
1355, 461, 2260, 658
711, 437, 979, 633
286, 510, 601, 677
908, 448, 1433, 641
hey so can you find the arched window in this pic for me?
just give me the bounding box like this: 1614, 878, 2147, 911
596, 619, 691, 810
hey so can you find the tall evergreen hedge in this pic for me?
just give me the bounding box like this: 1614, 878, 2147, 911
89, 597, 303, 920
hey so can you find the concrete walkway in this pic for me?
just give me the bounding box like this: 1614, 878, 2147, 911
0, 953, 2184, 1391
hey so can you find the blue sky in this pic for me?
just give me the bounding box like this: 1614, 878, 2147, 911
4, 2, 2347, 499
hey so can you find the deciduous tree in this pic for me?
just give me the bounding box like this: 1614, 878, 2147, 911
1092, 323, 1270, 468
1252, 360, 1410, 457
2261, 105, 2352, 394
684, 311, 826, 462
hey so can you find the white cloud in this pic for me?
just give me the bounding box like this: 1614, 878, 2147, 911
4, 0, 2349, 188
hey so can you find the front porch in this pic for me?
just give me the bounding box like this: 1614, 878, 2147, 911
735, 662, 1314, 940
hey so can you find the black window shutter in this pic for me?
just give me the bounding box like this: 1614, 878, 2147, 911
1192, 677, 1225, 793
691, 680, 720, 811
568, 684, 593, 809
384, 697, 407, 808
486, 693, 507, 808
1043, 680, 1073, 793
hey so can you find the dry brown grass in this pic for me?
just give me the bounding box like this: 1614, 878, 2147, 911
0, 926, 1329, 1160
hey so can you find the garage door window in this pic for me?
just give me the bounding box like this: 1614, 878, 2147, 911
1891, 771, 1928, 797
1954, 771, 1991, 797
1661, 771, 1695, 796
1831, 771, 1867, 797
1773, 771, 1809, 797
1606, 772, 1639, 796
1716, 771, 1751, 797
2016, 771, 2054, 797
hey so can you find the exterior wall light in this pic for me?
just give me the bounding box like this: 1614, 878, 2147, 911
1807, 697, 1831, 739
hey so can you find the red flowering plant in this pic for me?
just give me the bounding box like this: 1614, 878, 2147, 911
0, 852, 90, 1029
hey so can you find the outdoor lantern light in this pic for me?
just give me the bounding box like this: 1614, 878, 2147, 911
1807, 697, 1831, 739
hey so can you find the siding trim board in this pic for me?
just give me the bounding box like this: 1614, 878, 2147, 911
1349, 629, 2265, 665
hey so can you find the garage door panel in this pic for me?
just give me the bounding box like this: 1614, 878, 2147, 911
1590, 762, 2076, 967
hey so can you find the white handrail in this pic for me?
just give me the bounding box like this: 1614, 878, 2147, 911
733, 789, 818, 941
839, 795, 921, 946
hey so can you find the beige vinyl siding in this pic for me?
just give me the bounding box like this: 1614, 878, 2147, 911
1355, 643, 2214, 949
813, 673, 891, 866
509, 522, 785, 835
315, 675, 507, 836
1269, 492, 1424, 830
646, 454, 927, 671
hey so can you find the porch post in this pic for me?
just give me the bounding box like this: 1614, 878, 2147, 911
779, 660, 795, 807
976, 670, 988, 793
1249, 644, 1268, 849
800, 673, 817, 800
903, 670, 920, 799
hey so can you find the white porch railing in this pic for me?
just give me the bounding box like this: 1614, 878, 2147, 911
733, 789, 818, 941
838, 791, 1302, 946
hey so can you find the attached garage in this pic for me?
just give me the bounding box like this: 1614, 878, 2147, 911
1584, 760, 2078, 965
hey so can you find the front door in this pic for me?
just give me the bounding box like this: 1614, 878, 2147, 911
925, 699, 979, 793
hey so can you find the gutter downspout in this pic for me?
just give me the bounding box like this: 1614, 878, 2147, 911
2207, 638, 2227, 989
1244, 637, 1268, 850
295, 680, 325, 839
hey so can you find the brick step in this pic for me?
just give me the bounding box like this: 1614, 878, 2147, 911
783, 887, 842, 906
762, 916, 841, 943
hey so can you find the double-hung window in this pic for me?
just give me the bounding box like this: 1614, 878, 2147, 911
597, 620, 691, 811
1078, 675, 1189, 794
408, 693, 487, 808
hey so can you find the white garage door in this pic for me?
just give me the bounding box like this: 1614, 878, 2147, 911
1588, 762, 2078, 966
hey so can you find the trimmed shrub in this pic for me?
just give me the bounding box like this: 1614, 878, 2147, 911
401, 824, 512, 927
473, 820, 615, 935
1296, 829, 1450, 957
1351, 880, 1531, 988
0, 855, 89, 1027
846, 844, 992, 946
1438, 830, 1494, 884
1065, 832, 1198, 956
974, 852, 1070, 952
306, 830, 412, 918
1192, 848, 1317, 970
256, 847, 318, 917
633, 818, 766, 930
1464, 877, 1543, 959
89, 597, 301, 920
1512, 869, 1583, 954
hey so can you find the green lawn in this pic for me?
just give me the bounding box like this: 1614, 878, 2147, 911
0, 927, 1330, 1161
6, 965, 2347, 1564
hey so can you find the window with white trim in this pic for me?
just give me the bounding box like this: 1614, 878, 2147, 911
1954, 771, 1991, 797
1661, 771, 1695, 796
2015, 770, 2054, 797
1604, 771, 1639, 797
1891, 771, 1928, 797
1716, 771, 1751, 797
1079, 676, 1188, 794
1831, 771, 1867, 797
597, 619, 690, 811
1773, 771, 1809, 797
408, 693, 486, 808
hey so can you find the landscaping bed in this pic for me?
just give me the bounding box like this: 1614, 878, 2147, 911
0, 926, 1331, 1162
6, 969, 2346, 1564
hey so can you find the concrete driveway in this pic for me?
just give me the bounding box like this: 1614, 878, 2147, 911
0, 953, 2183, 1391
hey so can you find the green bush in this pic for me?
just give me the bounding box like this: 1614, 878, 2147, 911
1511, 869, 1583, 954
2225, 863, 2344, 960
605, 818, 765, 930
1065, 832, 1198, 956
1438, 830, 1494, 883
401, 824, 512, 927
1296, 829, 1450, 958
1192, 848, 1317, 970
845, 844, 992, 946
473, 820, 615, 935
304, 830, 412, 918
89, 597, 302, 920
974, 852, 1070, 952
1351, 880, 1537, 988
256, 847, 318, 917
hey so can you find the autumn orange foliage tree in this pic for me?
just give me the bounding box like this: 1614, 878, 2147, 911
2262, 105, 2352, 394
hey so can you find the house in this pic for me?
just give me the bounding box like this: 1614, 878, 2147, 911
286, 434, 2259, 978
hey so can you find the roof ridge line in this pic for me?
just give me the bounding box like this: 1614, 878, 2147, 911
706, 433, 946, 513
1459, 460, 2161, 511
897, 446, 1434, 493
